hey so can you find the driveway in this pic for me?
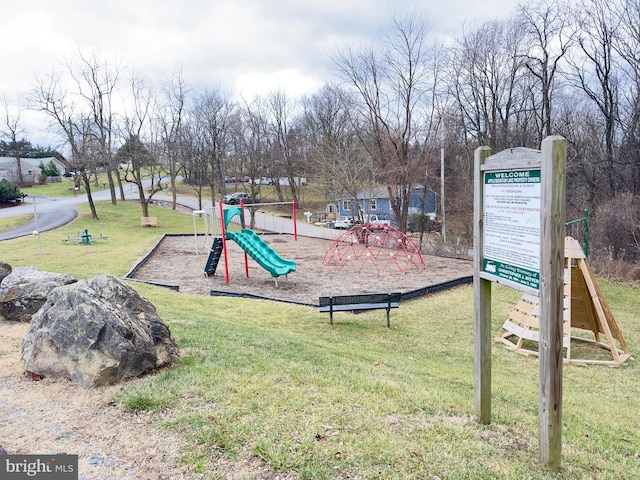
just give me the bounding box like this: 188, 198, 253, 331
0, 196, 86, 240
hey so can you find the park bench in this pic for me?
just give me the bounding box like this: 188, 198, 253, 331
141, 216, 158, 227
318, 292, 401, 328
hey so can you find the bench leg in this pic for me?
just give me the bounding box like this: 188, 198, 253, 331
329, 297, 334, 325
386, 307, 391, 328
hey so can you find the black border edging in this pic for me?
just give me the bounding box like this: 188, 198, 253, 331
400, 275, 474, 301
210, 290, 316, 307
123, 233, 194, 292
126, 278, 180, 291
210, 275, 474, 307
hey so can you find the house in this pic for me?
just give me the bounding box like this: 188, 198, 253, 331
336, 185, 437, 223
0, 156, 68, 183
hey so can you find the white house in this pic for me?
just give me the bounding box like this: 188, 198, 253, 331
0, 156, 67, 183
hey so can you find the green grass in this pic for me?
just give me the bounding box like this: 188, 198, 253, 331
2, 199, 639, 479
1, 201, 194, 277
21, 175, 110, 197
0, 213, 33, 232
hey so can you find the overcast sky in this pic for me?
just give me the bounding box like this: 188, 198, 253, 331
2, 0, 517, 148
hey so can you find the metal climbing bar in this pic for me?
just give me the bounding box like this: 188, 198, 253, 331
565, 209, 589, 258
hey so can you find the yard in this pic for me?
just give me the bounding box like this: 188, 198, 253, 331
0, 200, 638, 479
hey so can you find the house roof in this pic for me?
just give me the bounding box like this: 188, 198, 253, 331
339, 185, 430, 200
0, 157, 68, 182
0, 156, 64, 170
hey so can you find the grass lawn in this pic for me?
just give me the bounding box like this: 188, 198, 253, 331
1, 200, 639, 479
0, 213, 33, 232
21, 176, 107, 198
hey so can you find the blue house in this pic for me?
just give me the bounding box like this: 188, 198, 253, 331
336, 185, 437, 222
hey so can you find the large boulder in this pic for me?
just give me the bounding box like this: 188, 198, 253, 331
0, 261, 11, 284
0, 266, 76, 322
21, 275, 181, 388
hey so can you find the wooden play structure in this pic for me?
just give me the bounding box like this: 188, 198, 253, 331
496, 237, 632, 366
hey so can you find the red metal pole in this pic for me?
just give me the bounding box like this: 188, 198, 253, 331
219, 201, 230, 283
292, 201, 297, 241
240, 199, 249, 278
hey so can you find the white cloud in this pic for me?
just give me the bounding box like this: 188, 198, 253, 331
1, 0, 518, 147
236, 69, 324, 100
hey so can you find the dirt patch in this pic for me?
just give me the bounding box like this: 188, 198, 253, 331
0, 321, 204, 479
127, 234, 473, 304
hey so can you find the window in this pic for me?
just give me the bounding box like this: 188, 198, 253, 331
370, 199, 377, 211
342, 200, 351, 211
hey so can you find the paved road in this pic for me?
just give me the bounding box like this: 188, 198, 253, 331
0, 189, 115, 241
0, 188, 341, 242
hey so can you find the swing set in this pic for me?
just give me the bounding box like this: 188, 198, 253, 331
214, 200, 298, 285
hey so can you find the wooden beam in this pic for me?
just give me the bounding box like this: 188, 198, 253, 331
473, 146, 492, 424
538, 135, 567, 470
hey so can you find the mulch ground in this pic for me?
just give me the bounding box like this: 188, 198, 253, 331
127, 234, 473, 305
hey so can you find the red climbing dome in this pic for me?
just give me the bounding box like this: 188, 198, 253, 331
323, 223, 426, 274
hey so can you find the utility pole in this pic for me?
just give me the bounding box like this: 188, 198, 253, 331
441, 146, 446, 243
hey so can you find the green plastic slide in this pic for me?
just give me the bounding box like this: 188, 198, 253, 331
226, 229, 297, 278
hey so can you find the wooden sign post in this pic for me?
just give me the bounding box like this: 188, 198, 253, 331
473, 136, 566, 470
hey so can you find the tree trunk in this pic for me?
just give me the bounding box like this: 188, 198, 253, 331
106, 168, 117, 205
135, 178, 150, 218
82, 173, 99, 220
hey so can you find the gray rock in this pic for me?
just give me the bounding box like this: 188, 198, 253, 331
0, 261, 11, 284
0, 266, 76, 322
21, 275, 180, 388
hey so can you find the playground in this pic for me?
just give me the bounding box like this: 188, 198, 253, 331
128, 233, 473, 305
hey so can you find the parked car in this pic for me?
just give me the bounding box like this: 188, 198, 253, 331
357, 214, 391, 226
222, 192, 259, 205
334, 216, 354, 229
249, 177, 273, 185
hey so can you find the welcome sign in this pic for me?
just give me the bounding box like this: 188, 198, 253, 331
482, 169, 541, 291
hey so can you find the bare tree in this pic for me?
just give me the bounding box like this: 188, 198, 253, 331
70, 47, 121, 205
555, 95, 606, 208
1, 97, 28, 186
518, 0, 574, 142
611, 0, 640, 195
301, 84, 354, 204
156, 71, 189, 209
449, 17, 530, 151
118, 74, 165, 218
266, 89, 303, 204
31, 70, 101, 219
180, 115, 210, 210
233, 98, 273, 227
29, 47, 122, 219
334, 12, 442, 231
191, 87, 235, 203
569, 0, 621, 199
